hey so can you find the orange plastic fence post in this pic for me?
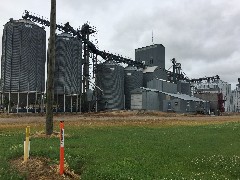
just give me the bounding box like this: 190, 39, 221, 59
59, 121, 64, 175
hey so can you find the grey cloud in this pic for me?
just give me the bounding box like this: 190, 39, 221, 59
0, 0, 240, 86
107, 0, 240, 85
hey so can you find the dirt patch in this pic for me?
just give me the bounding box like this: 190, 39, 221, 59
10, 156, 80, 180
32, 131, 71, 138
0, 111, 240, 129
83, 110, 179, 117
32, 131, 61, 138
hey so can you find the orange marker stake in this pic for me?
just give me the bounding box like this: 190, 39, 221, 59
59, 121, 64, 175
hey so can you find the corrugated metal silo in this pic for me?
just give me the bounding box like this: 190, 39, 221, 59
1, 19, 46, 92
54, 33, 82, 95
124, 66, 143, 109
96, 61, 124, 110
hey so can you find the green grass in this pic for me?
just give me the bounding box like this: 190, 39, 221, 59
1, 122, 240, 179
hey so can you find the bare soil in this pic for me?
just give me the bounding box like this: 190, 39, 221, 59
10, 157, 80, 180
0, 111, 240, 128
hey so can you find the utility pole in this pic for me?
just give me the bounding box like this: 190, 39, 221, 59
46, 0, 56, 135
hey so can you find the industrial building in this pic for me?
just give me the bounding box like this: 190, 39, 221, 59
131, 87, 209, 114
130, 75, 209, 113
191, 77, 231, 114
0, 12, 238, 115
136, 44, 168, 87
231, 79, 240, 112
1, 18, 46, 112
135, 44, 165, 68
128, 45, 208, 114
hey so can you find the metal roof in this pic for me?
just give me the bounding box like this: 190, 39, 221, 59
139, 87, 206, 102
143, 66, 158, 73
135, 44, 165, 52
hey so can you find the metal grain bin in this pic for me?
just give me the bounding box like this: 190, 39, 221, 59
54, 33, 82, 95
1, 19, 46, 92
96, 61, 124, 110
124, 66, 143, 109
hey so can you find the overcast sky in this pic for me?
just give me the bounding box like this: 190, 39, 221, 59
0, 0, 240, 88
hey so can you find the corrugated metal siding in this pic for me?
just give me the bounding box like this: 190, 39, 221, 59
143, 67, 167, 87
135, 44, 165, 68
177, 81, 191, 95
54, 33, 82, 95
163, 97, 204, 113
147, 78, 177, 94
1, 24, 12, 91
147, 78, 163, 90
1, 20, 46, 92
158, 93, 165, 111
124, 66, 143, 109
131, 94, 142, 109
96, 61, 124, 110
131, 89, 159, 110
145, 91, 159, 110
163, 99, 182, 112
162, 81, 177, 94
173, 99, 181, 112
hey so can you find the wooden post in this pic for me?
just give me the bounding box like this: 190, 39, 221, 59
24, 126, 30, 162
46, 0, 56, 135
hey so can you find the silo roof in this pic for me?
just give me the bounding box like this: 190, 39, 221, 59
9, 19, 36, 25
58, 33, 73, 37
